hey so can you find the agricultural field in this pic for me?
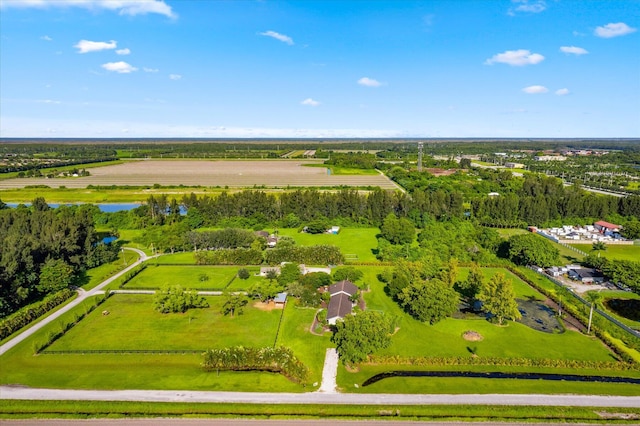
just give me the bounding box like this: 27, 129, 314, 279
0, 160, 399, 190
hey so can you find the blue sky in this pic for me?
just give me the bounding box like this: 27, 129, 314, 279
1, 0, 638, 138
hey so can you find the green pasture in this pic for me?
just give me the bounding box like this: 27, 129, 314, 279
362, 271, 616, 362
48, 294, 280, 351
0, 294, 307, 392
277, 301, 332, 387
154, 252, 196, 264
570, 243, 640, 261
226, 267, 264, 291
122, 265, 238, 290
0, 186, 219, 203
495, 228, 528, 238
278, 227, 379, 262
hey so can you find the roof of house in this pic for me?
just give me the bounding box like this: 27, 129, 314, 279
329, 280, 358, 296
594, 220, 621, 229
327, 293, 353, 320
255, 231, 270, 238
570, 268, 603, 279
274, 292, 287, 304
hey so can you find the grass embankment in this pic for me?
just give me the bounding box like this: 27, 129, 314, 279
301, 163, 380, 175
278, 227, 379, 262
0, 186, 218, 203
4, 400, 640, 423
81, 250, 140, 291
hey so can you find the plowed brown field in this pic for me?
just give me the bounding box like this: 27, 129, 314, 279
0, 160, 400, 189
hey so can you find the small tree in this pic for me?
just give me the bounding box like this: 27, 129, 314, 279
456, 262, 484, 308
305, 219, 329, 234
277, 262, 302, 286
591, 241, 607, 258
221, 292, 249, 317
237, 268, 250, 280
477, 273, 521, 325
331, 310, 393, 366
154, 285, 209, 314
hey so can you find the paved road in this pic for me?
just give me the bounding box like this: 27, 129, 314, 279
2, 386, 640, 407
0, 248, 148, 356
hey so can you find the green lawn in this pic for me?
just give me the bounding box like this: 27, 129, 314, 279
155, 252, 196, 264
570, 244, 640, 261
277, 301, 332, 388
0, 294, 306, 392
122, 265, 239, 290
457, 267, 544, 300
48, 294, 280, 351
278, 227, 379, 262
495, 228, 528, 238
227, 267, 264, 291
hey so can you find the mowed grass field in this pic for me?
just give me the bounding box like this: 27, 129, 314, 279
0, 296, 303, 392
278, 227, 379, 262
570, 243, 640, 261
0, 160, 399, 189
47, 295, 280, 351
122, 265, 239, 290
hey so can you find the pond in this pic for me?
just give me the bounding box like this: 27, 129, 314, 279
516, 298, 563, 333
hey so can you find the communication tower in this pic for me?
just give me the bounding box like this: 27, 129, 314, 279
418, 142, 424, 172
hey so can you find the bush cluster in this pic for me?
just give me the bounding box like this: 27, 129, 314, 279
265, 245, 344, 265
0, 289, 75, 340
201, 346, 309, 384
366, 355, 638, 371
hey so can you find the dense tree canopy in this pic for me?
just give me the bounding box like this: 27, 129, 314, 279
507, 233, 560, 267
331, 310, 394, 365
397, 279, 459, 325
477, 273, 521, 325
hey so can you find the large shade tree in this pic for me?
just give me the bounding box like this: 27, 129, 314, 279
477, 273, 521, 325
331, 310, 394, 366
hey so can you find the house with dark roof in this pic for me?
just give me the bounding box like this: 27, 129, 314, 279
327, 280, 358, 325
568, 268, 604, 284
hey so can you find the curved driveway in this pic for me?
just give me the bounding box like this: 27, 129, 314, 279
0, 248, 148, 356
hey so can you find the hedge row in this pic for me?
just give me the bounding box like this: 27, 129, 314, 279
366, 355, 638, 371
194, 248, 263, 265
117, 264, 147, 289
265, 245, 344, 265
202, 346, 309, 384
0, 289, 75, 341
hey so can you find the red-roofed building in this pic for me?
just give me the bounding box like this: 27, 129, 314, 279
594, 221, 622, 233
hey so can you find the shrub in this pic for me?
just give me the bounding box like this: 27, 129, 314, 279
237, 268, 250, 280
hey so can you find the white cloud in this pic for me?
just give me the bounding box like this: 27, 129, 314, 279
75, 39, 116, 54
115, 48, 131, 55
522, 85, 548, 94
485, 49, 544, 66
560, 46, 588, 55
358, 77, 382, 87
143, 67, 159, 73
41, 35, 52, 41
594, 22, 637, 38
301, 98, 320, 107
260, 30, 294, 45
555, 88, 570, 96
0, 0, 176, 19
169, 74, 182, 80
36, 99, 61, 104
101, 61, 137, 73
510, 0, 546, 14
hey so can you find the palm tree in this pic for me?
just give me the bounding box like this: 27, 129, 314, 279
586, 291, 602, 334
591, 241, 607, 258
556, 286, 573, 318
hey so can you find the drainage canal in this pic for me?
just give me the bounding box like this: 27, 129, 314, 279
362, 371, 640, 387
